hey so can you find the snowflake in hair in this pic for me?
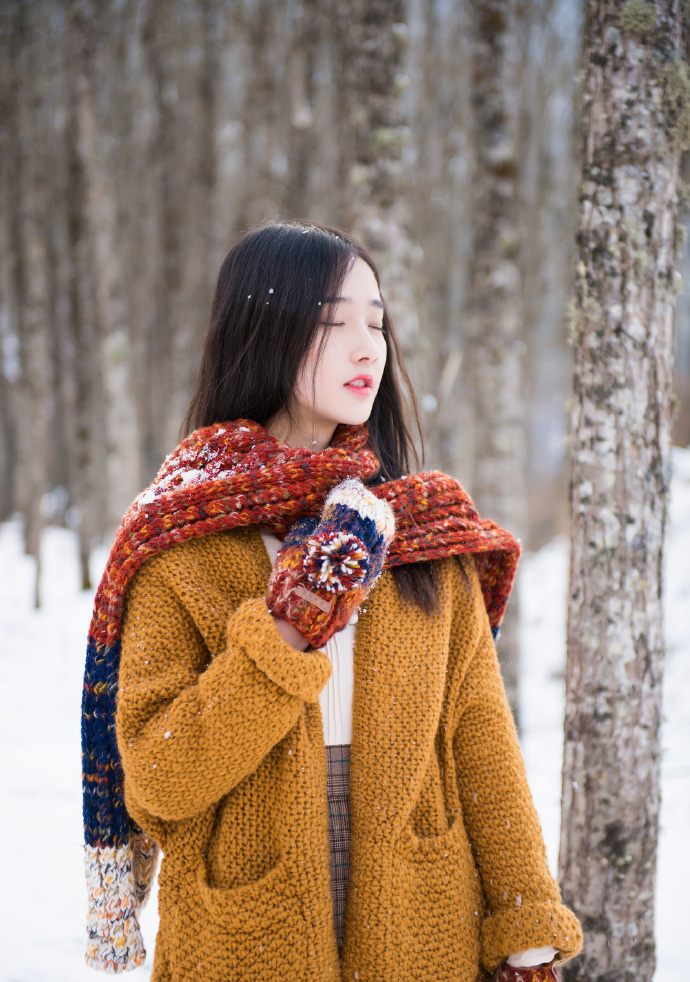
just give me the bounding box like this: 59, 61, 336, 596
302, 531, 370, 593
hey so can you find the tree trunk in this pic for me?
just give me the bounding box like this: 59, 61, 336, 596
284, 0, 319, 220
140, 0, 187, 459
559, 4, 685, 980
170, 0, 222, 438
4, 1, 53, 607
514, 0, 584, 549
463, 0, 526, 723
334, 0, 427, 426
65, 55, 102, 590
70, 0, 141, 532
405, 0, 474, 472
234, 0, 286, 233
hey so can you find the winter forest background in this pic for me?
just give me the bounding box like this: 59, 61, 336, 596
1, 1, 689, 981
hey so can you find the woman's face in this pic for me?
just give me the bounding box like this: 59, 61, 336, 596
281, 256, 388, 448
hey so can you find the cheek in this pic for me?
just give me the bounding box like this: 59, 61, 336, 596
315, 339, 346, 388
294, 345, 337, 404
297, 338, 323, 383
380, 338, 388, 368
374, 338, 388, 379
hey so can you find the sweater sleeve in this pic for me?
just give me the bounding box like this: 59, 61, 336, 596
450, 558, 582, 973
116, 554, 332, 822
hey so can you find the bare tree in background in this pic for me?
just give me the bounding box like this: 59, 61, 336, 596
515, 0, 584, 546
140, 0, 222, 449
3, 2, 53, 606
70, 0, 142, 530
65, 45, 105, 590
462, 0, 525, 720
234, 0, 287, 231
334, 0, 428, 404
559, 2, 687, 979
405, 0, 474, 470
140, 0, 187, 459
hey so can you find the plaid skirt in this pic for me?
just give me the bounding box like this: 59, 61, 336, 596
326, 743, 351, 954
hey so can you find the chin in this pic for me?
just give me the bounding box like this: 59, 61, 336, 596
334, 406, 373, 427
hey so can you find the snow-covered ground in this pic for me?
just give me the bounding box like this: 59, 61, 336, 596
1, 447, 688, 982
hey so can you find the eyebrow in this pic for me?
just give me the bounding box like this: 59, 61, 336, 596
322, 296, 385, 311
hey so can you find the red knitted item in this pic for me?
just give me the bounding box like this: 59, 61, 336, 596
493, 960, 559, 982
90, 417, 520, 653
266, 477, 396, 647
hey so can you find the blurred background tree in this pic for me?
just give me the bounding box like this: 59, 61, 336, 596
1, 0, 688, 704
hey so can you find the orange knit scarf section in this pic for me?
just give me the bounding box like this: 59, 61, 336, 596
91, 417, 520, 651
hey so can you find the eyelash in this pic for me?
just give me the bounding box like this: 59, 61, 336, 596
321, 321, 386, 334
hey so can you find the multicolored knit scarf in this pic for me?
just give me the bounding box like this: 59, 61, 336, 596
82, 417, 520, 972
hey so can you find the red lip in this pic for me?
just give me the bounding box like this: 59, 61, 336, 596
345, 374, 374, 386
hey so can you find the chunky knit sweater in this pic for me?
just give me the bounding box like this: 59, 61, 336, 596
116, 524, 582, 982
259, 528, 558, 972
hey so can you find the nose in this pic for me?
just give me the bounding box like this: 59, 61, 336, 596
351, 317, 381, 362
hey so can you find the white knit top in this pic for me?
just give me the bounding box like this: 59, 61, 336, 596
260, 529, 356, 746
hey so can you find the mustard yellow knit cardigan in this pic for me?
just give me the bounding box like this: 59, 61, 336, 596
116, 524, 582, 982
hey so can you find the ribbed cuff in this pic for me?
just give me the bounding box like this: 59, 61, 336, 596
480, 901, 583, 972
228, 597, 332, 703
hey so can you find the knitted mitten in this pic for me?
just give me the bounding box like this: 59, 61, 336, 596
492, 959, 559, 982
266, 477, 395, 649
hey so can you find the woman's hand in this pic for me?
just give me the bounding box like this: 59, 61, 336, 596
270, 614, 311, 651
265, 477, 395, 649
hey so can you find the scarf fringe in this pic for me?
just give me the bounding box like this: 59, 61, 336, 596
84, 834, 159, 973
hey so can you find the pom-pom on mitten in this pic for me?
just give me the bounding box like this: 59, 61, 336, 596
492, 959, 559, 982
266, 477, 395, 649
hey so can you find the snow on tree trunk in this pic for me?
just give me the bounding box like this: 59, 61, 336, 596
464, 0, 526, 722
559, 3, 686, 980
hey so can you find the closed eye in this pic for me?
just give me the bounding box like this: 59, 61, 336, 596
321, 321, 386, 333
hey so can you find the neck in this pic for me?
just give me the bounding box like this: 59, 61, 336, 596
264, 413, 337, 452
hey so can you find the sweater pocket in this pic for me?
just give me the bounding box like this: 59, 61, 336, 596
390, 815, 487, 981
167, 853, 308, 981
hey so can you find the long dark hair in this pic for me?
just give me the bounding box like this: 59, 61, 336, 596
182, 220, 441, 614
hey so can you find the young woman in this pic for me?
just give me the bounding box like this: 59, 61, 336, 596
81, 221, 582, 981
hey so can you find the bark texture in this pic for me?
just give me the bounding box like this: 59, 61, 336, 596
71, 0, 142, 530
334, 0, 427, 410
559, 3, 685, 980
463, 0, 525, 720
3, 2, 53, 606
65, 63, 103, 590
515, 0, 584, 546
